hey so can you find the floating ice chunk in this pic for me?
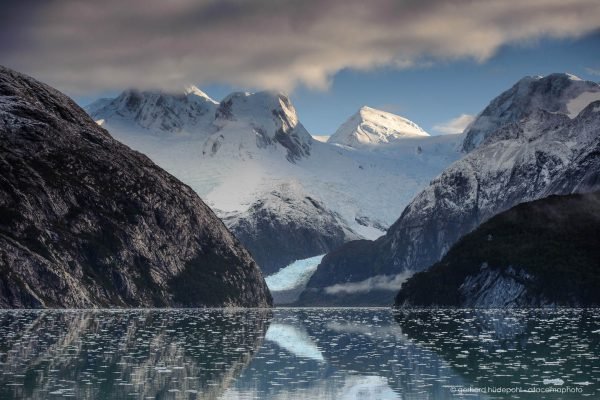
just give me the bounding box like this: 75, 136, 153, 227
543, 378, 564, 386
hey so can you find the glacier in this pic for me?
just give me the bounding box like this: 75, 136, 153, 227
265, 254, 325, 292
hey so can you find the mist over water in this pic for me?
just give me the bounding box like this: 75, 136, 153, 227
0, 308, 598, 399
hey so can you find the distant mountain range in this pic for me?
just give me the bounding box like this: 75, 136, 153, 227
87, 86, 462, 275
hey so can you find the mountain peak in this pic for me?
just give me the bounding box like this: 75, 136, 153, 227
463, 73, 600, 152
184, 85, 218, 104
0, 64, 271, 308
85, 86, 218, 133
211, 90, 311, 162
328, 106, 429, 148
215, 90, 302, 134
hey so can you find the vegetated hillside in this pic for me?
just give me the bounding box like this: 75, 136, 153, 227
395, 192, 600, 307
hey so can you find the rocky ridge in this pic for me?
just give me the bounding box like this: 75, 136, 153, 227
0, 65, 272, 308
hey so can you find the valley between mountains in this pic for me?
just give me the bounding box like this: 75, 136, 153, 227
1, 64, 599, 308
87, 72, 600, 307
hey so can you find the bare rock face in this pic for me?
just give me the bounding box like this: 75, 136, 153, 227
0, 65, 272, 308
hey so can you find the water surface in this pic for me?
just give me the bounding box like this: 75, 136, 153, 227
0, 308, 598, 399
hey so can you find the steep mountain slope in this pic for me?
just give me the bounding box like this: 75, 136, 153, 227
328, 106, 429, 148
0, 65, 271, 308
208, 91, 312, 162
462, 73, 600, 152
222, 182, 359, 275
87, 92, 463, 274
395, 192, 600, 308
300, 73, 600, 306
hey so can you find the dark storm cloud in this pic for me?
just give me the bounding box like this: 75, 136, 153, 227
2, 0, 599, 93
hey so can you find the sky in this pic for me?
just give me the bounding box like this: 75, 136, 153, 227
2, 0, 600, 136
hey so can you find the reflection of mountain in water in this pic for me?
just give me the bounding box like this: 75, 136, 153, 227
4, 309, 589, 399
0, 310, 270, 400
395, 309, 600, 398
227, 309, 481, 399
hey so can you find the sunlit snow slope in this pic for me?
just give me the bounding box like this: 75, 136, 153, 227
328, 106, 429, 148
87, 90, 463, 273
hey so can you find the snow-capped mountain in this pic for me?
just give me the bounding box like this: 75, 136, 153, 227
301, 73, 600, 306
462, 73, 600, 152
328, 106, 429, 148
86, 90, 462, 275
89, 85, 218, 134
205, 91, 312, 162
222, 182, 359, 275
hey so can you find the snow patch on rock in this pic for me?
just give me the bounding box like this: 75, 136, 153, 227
567, 91, 600, 118
462, 73, 600, 152
459, 266, 535, 308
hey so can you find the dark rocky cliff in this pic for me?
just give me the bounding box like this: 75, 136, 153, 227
395, 192, 600, 308
0, 65, 272, 308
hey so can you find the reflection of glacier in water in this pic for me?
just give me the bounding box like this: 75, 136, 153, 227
227, 309, 481, 400
337, 376, 400, 400
1, 308, 597, 399
265, 323, 325, 362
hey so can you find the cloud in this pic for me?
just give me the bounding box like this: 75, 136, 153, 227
2, 0, 600, 93
586, 67, 600, 76
433, 113, 476, 134
324, 272, 413, 295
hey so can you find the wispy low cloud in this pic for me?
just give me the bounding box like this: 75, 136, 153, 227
324, 271, 413, 295
433, 114, 476, 134
2, 0, 600, 93
586, 67, 600, 76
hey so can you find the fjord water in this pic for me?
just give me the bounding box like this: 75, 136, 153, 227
0, 309, 598, 399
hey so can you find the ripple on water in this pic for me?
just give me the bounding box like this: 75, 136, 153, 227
0, 308, 598, 399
